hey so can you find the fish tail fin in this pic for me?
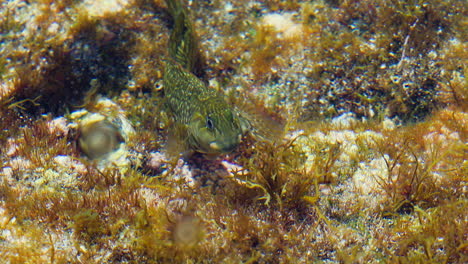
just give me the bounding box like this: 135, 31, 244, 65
165, 0, 203, 75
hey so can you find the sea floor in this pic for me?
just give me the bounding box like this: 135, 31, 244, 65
0, 0, 466, 263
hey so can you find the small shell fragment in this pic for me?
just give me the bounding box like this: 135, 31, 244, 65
78, 119, 123, 160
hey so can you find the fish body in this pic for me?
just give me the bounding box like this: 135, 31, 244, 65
163, 0, 244, 154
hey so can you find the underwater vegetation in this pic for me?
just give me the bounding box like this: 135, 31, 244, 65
0, 0, 467, 263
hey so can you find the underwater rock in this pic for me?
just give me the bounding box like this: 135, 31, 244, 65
69, 98, 136, 172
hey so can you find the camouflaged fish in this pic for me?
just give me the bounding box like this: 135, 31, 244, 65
163, 0, 246, 155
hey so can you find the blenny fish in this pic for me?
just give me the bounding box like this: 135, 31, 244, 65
163, 0, 246, 155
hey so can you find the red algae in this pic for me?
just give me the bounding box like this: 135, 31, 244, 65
0, 0, 466, 263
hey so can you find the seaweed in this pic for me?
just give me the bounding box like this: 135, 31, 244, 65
0, 0, 466, 263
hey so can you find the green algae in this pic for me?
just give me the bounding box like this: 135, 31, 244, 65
0, 0, 467, 263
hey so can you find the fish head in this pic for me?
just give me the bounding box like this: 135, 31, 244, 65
187, 107, 243, 155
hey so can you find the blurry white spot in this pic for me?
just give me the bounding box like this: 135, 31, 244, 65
82, 0, 129, 18
262, 13, 303, 39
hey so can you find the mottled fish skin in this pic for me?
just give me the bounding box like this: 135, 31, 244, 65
163, 0, 244, 154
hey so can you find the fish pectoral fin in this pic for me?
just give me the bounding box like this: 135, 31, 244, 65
166, 131, 185, 157
166, 122, 189, 156
238, 115, 252, 135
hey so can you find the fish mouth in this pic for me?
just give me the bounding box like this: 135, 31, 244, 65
209, 141, 238, 154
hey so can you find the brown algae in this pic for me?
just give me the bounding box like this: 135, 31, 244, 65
0, 0, 466, 263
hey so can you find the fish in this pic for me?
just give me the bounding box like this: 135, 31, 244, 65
163, 0, 247, 155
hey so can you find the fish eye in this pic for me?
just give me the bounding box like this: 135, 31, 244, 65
206, 117, 214, 130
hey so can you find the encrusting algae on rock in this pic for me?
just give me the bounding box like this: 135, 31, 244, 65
0, 0, 466, 263
163, 0, 247, 155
